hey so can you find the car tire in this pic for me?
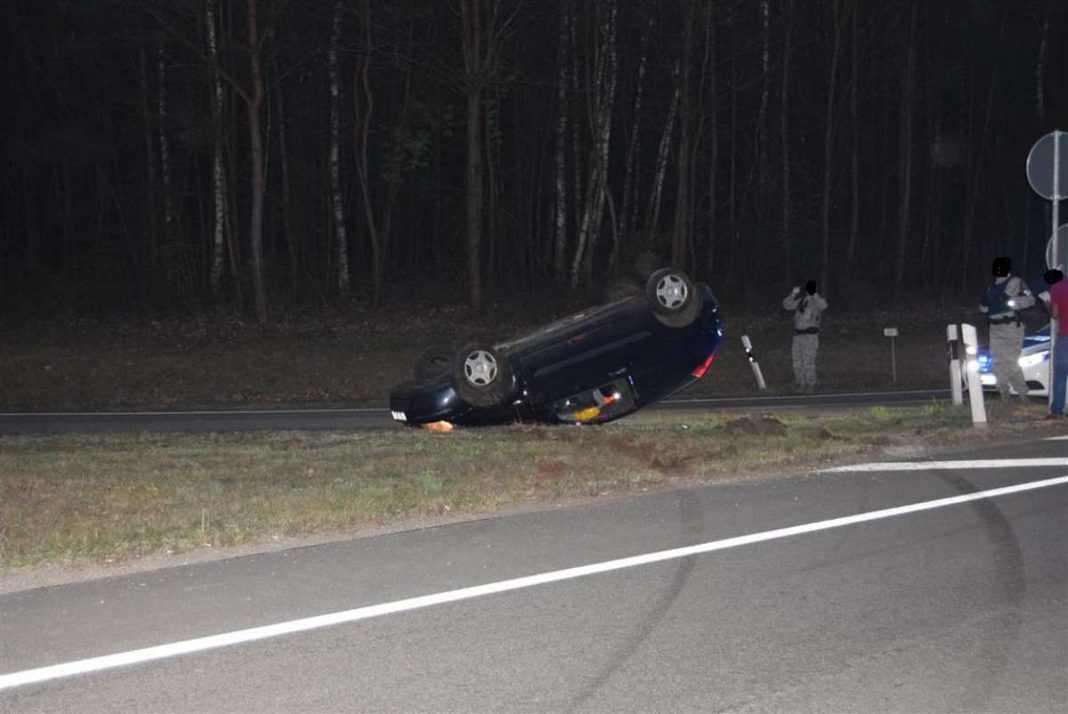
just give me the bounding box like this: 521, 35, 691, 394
414, 345, 453, 382
452, 343, 515, 407
646, 267, 700, 327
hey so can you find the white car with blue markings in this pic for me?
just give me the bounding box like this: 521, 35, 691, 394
977, 325, 1051, 396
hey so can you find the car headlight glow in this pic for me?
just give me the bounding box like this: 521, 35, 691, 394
1018, 352, 1049, 368
967, 359, 980, 373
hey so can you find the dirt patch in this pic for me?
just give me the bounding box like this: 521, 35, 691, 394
725, 415, 788, 436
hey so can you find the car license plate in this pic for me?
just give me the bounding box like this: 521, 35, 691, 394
391, 410, 407, 422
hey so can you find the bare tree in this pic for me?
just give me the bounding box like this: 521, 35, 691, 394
244, 0, 269, 323
846, 0, 860, 275
616, 14, 651, 276
819, 0, 843, 291
672, 1, 699, 268
892, 0, 917, 296
703, 0, 718, 280
552, 1, 571, 283
570, 0, 618, 289
138, 41, 158, 300
328, 0, 350, 299
779, 0, 795, 287
206, 0, 228, 294
157, 36, 175, 256
1036, 14, 1047, 120
646, 74, 680, 252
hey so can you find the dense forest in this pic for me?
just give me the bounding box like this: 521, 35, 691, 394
2, 0, 1065, 321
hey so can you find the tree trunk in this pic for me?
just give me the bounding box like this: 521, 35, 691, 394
138, 42, 157, 302
755, 0, 770, 262
328, 0, 349, 299
727, 17, 738, 283
846, 0, 860, 276
572, 0, 618, 288
705, 0, 718, 280
645, 78, 679, 251
157, 36, 174, 265
379, 19, 415, 291
552, 1, 571, 283
672, 1, 697, 269
617, 15, 649, 277
892, 0, 917, 296
462, 0, 485, 310
960, 65, 998, 292
245, 0, 268, 324
274, 54, 298, 293
352, 0, 383, 307
206, 0, 228, 295
1036, 15, 1047, 120
779, 0, 795, 287
819, 0, 842, 292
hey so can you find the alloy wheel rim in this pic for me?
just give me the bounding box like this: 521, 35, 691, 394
656, 275, 688, 310
463, 350, 498, 386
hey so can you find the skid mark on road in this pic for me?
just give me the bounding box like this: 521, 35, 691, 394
2, 476, 1066, 692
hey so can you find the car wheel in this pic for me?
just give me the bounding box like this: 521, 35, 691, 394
414, 345, 453, 382
452, 343, 515, 407
646, 267, 700, 327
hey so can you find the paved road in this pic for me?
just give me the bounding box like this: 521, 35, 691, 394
2, 435, 1064, 712
0, 389, 949, 434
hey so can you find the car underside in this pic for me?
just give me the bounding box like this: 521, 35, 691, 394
389, 268, 723, 428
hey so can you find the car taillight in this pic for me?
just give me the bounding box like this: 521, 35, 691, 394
692, 352, 717, 378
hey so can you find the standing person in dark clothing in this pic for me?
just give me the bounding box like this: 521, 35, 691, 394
978, 257, 1034, 402
782, 280, 828, 393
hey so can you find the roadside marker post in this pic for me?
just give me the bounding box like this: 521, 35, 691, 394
946, 324, 963, 406
960, 323, 987, 427
740, 335, 767, 391
884, 327, 899, 385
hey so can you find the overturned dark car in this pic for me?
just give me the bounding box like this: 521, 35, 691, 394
389, 268, 723, 427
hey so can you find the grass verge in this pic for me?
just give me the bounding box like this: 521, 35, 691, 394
1, 403, 1054, 575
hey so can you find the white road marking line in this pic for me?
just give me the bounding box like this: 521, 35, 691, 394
2, 475, 1065, 692
1047, 435, 1068, 441
824, 458, 1068, 472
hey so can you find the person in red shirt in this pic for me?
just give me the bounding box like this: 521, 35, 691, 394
1043, 269, 1068, 419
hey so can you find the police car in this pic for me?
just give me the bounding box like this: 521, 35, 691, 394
977, 325, 1051, 396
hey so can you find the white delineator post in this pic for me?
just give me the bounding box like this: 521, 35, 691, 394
947, 324, 963, 406
961, 323, 987, 427
740, 335, 767, 390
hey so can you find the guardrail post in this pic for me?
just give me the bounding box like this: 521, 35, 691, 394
947, 324, 963, 406
960, 323, 987, 427
740, 335, 767, 391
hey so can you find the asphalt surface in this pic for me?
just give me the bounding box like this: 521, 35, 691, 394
0, 389, 949, 434
1, 434, 1064, 712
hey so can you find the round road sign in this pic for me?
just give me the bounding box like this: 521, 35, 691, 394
1045, 223, 1068, 270
1027, 131, 1068, 200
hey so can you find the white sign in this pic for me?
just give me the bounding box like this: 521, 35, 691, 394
1027, 131, 1068, 200
883, 327, 899, 337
